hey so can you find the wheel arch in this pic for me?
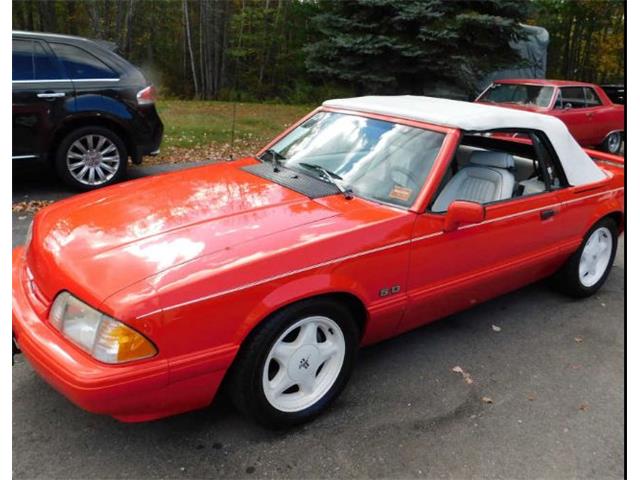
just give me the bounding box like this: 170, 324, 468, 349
601, 210, 625, 234
48, 115, 134, 163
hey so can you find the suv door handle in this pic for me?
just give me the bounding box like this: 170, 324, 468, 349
37, 92, 66, 99
540, 209, 556, 220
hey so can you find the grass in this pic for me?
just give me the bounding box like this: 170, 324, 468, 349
152, 100, 312, 163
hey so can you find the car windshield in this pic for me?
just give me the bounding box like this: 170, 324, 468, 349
479, 83, 554, 108
267, 112, 446, 208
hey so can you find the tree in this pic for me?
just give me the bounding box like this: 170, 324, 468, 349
531, 0, 624, 84
305, 0, 531, 96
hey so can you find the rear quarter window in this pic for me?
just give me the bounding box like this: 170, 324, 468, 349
49, 42, 119, 80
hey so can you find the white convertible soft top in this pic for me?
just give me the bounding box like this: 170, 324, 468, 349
323, 96, 606, 186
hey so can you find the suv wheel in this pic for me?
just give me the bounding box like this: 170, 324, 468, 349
55, 126, 127, 190
228, 298, 359, 428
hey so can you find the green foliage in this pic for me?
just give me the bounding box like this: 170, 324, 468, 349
12, 0, 624, 101
530, 0, 624, 84
305, 0, 531, 95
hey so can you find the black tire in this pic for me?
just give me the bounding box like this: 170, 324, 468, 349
227, 298, 359, 429
55, 126, 128, 191
601, 131, 623, 155
551, 217, 618, 298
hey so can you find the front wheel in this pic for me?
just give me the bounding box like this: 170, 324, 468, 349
227, 298, 359, 428
602, 132, 623, 155
55, 126, 128, 191
551, 218, 618, 298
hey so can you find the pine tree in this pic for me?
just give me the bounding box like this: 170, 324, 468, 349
305, 0, 531, 96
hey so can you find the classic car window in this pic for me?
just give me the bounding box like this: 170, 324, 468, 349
583, 87, 602, 107
479, 83, 554, 108
268, 112, 445, 208
559, 87, 586, 109
429, 131, 565, 213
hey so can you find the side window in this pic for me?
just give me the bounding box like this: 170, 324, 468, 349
33, 42, 64, 80
49, 43, 118, 79
583, 87, 602, 107
553, 90, 563, 109
560, 87, 586, 109
12, 39, 34, 81
429, 132, 566, 213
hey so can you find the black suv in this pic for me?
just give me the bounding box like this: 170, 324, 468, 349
12, 31, 163, 190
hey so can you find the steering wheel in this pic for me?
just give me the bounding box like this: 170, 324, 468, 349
390, 166, 420, 191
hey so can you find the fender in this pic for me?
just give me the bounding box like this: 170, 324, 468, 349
237, 272, 371, 345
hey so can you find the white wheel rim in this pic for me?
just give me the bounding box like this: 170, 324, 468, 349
66, 134, 120, 186
262, 315, 345, 413
579, 227, 613, 287
607, 133, 621, 153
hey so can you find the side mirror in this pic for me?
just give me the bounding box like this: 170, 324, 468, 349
443, 200, 486, 232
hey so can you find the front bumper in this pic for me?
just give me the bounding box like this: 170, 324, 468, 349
12, 247, 224, 422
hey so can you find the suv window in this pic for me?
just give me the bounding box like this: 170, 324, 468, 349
49, 42, 118, 79
13, 39, 33, 80
13, 39, 64, 81
33, 42, 64, 80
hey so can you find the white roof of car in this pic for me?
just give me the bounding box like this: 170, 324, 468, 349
323, 96, 605, 186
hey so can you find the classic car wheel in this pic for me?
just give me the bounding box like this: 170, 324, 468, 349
55, 126, 127, 191
228, 298, 358, 428
552, 218, 618, 297
602, 132, 623, 154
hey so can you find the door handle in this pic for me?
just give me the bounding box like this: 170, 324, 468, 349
540, 209, 556, 220
586, 111, 594, 118
37, 92, 66, 99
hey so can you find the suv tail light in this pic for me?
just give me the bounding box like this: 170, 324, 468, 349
136, 85, 157, 105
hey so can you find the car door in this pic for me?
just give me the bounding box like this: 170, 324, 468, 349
552, 87, 590, 145
399, 132, 571, 334
582, 86, 611, 145
12, 37, 74, 160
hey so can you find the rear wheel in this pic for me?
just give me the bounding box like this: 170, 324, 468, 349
228, 298, 359, 428
55, 126, 127, 190
602, 132, 623, 155
551, 218, 618, 297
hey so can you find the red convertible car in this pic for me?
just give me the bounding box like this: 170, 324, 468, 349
13, 96, 624, 427
476, 79, 625, 154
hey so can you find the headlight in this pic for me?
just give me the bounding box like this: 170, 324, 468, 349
49, 292, 157, 364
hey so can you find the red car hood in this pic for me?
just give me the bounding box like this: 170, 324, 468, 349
26, 159, 339, 303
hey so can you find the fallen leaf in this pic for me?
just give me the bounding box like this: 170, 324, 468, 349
492, 325, 501, 332
12, 200, 54, 214
579, 403, 589, 411
481, 396, 493, 404
451, 366, 474, 384
527, 394, 536, 401
574, 336, 584, 343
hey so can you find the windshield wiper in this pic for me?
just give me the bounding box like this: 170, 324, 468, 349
259, 149, 286, 172
298, 162, 353, 200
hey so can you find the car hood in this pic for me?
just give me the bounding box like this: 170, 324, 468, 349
27, 159, 340, 303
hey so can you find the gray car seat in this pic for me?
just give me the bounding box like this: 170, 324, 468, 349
431, 150, 516, 212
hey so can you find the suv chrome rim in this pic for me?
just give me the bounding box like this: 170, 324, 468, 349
607, 133, 621, 153
579, 227, 613, 287
262, 315, 345, 412
66, 134, 120, 186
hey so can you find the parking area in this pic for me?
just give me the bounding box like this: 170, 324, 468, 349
12, 161, 624, 479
